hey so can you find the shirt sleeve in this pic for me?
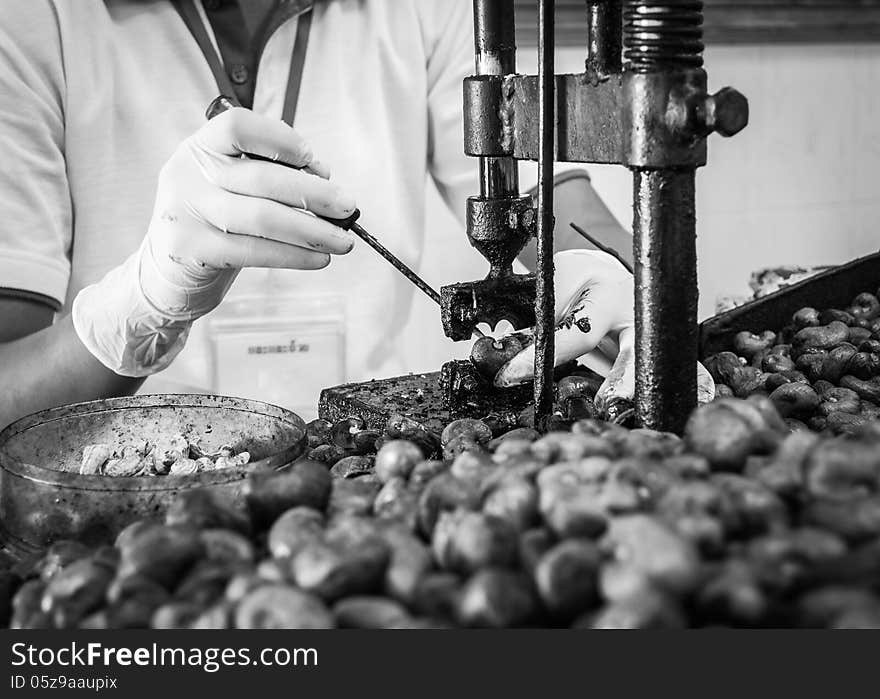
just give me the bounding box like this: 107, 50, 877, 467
0, 0, 71, 308
421, 0, 478, 227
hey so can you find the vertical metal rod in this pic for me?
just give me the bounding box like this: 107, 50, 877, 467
586, 0, 623, 77
534, 0, 556, 427
473, 0, 520, 199
632, 169, 698, 433
623, 0, 704, 432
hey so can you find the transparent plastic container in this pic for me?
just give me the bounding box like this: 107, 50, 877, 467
207, 292, 346, 421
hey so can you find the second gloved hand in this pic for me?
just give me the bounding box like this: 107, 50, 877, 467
491, 249, 715, 414
73, 108, 356, 377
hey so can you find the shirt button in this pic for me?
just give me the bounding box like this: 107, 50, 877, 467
229, 64, 250, 85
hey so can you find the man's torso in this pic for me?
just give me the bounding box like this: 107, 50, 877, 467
50, 0, 474, 415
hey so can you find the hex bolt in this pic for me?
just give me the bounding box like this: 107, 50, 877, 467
707, 87, 749, 137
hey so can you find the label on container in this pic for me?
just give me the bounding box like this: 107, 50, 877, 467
209, 308, 345, 421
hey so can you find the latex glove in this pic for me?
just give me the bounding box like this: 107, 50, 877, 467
73, 108, 356, 377
494, 249, 715, 413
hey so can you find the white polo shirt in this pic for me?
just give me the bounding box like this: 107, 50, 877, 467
0, 0, 482, 415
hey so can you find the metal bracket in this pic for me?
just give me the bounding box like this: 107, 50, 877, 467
464, 69, 723, 169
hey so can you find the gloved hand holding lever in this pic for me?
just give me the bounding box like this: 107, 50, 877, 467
485, 248, 715, 417
203, 97, 480, 333
207, 96, 449, 308
73, 106, 356, 376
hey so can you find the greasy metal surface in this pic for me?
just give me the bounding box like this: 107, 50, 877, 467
318, 361, 594, 438
441, 361, 532, 426
506, 73, 625, 164
623, 0, 704, 433
442, 274, 537, 342
474, 0, 516, 70
707, 86, 749, 138
0, 395, 306, 554
319, 373, 449, 436
473, 0, 519, 199
699, 251, 880, 358
533, 0, 557, 427
318, 367, 530, 437
586, 0, 623, 79
632, 169, 698, 433
441, 195, 537, 341
471, 70, 718, 168
480, 157, 519, 198
622, 69, 709, 168
464, 76, 507, 157
467, 196, 536, 278
474, 70, 711, 167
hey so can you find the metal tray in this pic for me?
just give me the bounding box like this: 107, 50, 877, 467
699, 251, 880, 357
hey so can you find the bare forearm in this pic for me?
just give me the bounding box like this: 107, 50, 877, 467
0, 314, 143, 430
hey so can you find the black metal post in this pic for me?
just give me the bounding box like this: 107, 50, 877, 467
534, 0, 556, 427
624, 0, 704, 433
586, 0, 623, 77
632, 169, 697, 434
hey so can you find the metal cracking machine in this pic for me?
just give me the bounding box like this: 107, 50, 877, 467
320, 0, 748, 435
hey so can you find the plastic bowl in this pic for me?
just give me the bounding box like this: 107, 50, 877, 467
0, 394, 306, 555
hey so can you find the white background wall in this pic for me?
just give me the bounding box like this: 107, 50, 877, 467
403, 42, 880, 372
